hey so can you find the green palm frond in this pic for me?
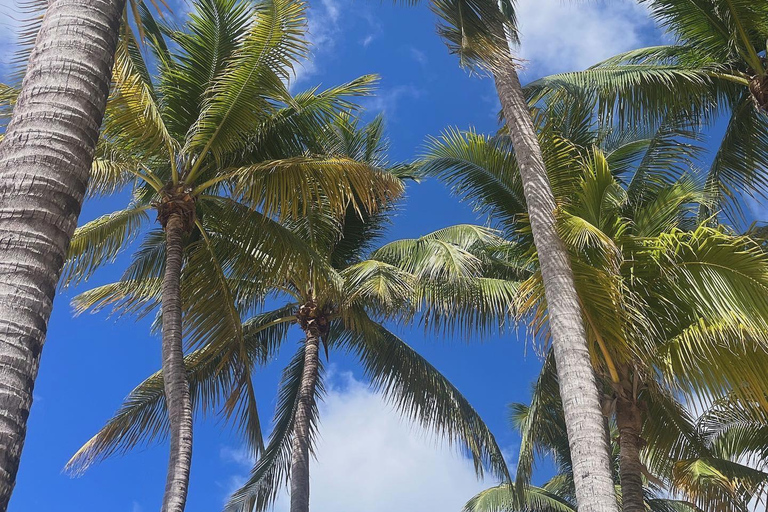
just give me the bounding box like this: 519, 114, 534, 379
65, 306, 295, 475
372, 224, 506, 280
672, 456, 768, 512
110, 24, 176, 152
701, 94, 768, 223
161, 0, 254, 139
428, 0, 516, 71
335, 311, 511, 481
229, 156, 404, 220
526, 60, 735, 127
341, 260, 416, 314
72, 279, 163, 320
234, 75, 379, 164
419, 128, 527, 231
463, 483, 576, 512
185, 0, 308, 166
226, 344, 324, 512
63, 205, 152, 287
642, 0, 768, 67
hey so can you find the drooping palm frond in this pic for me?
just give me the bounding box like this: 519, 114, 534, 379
426, 0, 516, 71
701, 94, 768, 223
65, 306, 295, 475
225, 344, 324, 512
230, 156, 404, 220
641, 0, 768, 66
62, 205, 152, 287
334, 310, 511, 481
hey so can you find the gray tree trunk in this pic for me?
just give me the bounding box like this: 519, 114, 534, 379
0, 0, 123, 506
160, 213, 193, 512
290, 328, 320, 512
493, 52, 619, 512
616, 396, 645, 512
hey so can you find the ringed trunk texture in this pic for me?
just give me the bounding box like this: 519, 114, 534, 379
616, 397, 645, 512
0, 0, 123, 506
291, 315, 322, 512
493, 52, 619, 512
160, 213, 193, 512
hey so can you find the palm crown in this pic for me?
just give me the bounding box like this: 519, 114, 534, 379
419, 96, 768, 511
527, 0, 768, 223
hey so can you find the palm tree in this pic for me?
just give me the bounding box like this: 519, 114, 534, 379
57, 2, 401, 510
64, 115, 519, 512
420, 101, 768, 512
464, 357, 768, 512
390, 2, 621, 509
527, 0, 768, 224
0, 0, 125, 503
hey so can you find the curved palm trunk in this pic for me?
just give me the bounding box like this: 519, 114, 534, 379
291, 307, 322, 512
0, 0, 123, 506
616, 396, 645, 512
492, 51, 619, 512
160, 212, 193, 512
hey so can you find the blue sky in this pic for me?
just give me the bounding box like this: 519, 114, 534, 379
0, 1, 669, 511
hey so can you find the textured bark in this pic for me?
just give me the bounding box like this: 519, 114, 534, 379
616, 397, 645, 512
160, 213, 193, 512
0, 0, 123, 506
493, 53, 619, 512
290, 315, 321, 512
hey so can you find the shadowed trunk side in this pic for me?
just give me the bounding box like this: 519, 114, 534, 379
290, 301, 325, 512
0, 0, 123, 506
616, 396, 645, 512
159, 197, 194, 512
492, 48, 619, 512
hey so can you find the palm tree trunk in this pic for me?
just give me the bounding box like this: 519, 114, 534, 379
492, 51, 619, 512
160, 212, 193, 512
0, 0, 123, 506
290, 323, 321, 512
615, 396, 645, 512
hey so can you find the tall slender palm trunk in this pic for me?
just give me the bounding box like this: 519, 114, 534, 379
492, 50, 619, 512
615, 396, 645, 512
291, 302, 323, 512
0, 0, 123, 506
160, 212, 193, 512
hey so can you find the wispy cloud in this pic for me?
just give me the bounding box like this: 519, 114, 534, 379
362, 84, 424, 118
409, 47, 428, 67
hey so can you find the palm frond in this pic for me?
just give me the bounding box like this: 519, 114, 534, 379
335, 311, 511, 481
225, 344, 324, 512
64, 306, 294, 475
62, 205, 152, 287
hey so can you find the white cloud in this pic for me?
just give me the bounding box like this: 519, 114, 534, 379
131, 501, 143, 512
224, 372, 498, 512
515, 0, 657, 77
290, 0, 342, 87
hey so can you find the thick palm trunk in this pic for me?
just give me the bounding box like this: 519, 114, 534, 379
290, 322, 321, 512
493, 53, 619, 512
616, 397, 645, 512
160, 213, 193, 512
0, 0, 123, 506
